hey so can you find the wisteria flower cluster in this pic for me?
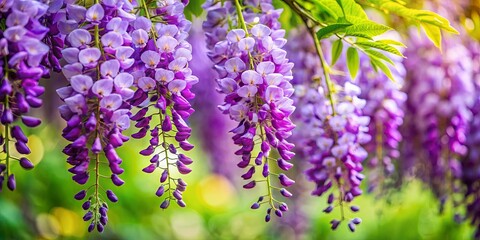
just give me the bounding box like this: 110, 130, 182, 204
462, 38, 480, 238
56, 1, 136, 232
1, 0, 478, 237
403, 29, 475, 211
203, 0, 296, 221
128, 0, 197, 209
356, 54, 407, 193
286, 29, 370, 231
0, 0, 49, 192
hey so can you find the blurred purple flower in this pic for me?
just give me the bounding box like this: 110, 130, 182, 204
0, 0, 49, 193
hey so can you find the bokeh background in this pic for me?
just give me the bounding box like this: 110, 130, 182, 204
0, 127, 475, 239
1, 0, 480, 239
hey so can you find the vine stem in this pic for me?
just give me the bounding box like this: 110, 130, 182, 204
281, 0, 369, 57
281, 0, 336, 115
233, 0, 276, 210
2, 56, 10, 178
310, 27, 337, 116
282, 0, 352, 220
159, 111, 174, 203
233, 0, 255, 69
93, 7, 102, 222
141, 0, 158, 39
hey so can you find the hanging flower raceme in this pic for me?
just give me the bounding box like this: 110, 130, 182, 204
41, 0, 66, 73
286, 29, 370, 231
203, 0, 296, 221
461, 37, 480, 238
128, 0, 197, 209
188, 21, 238, 180
56, 1, 135, 232
356, 54, 407, 193
403, 29, 475, 213
0, 0, 49, 192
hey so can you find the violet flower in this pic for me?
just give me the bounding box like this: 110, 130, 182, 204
286, 28, 370, 231
356, 54, 407, 193
128, 0, 197, 209
56, 1, 135, 232
0, 0, 49, 192
402, 29, 474, 213
203, 0, 296, 221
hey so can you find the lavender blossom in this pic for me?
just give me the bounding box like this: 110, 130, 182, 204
128, 0, 197, 209
459, 36, 480, 238
286, 29, 370, 231
0, 0, 49, 192
402, 29, 474, 212
203, 0, 296, 221
356, 54, 407, 193
56, 1, 135, 232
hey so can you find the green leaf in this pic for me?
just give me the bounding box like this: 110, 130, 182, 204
364, 49, 395, 66
346, 47, 360, 78
316, 23, 352, 39
345, 21, 391, 38
370, 58, 395, 81
336, 0, 368, 20
356, 40, 404, 57
377, 39, 407, 47
312, 0, 343, 19
421, 23, 442, 51
363, 0, 459, 37
184, 0, 203, 20
331, 39, 343, 65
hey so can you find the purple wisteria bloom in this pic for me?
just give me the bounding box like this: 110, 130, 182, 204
204, 0, 296, 221
286, 28, 370, 231
128, 0, 197, 209
402, 29, 475, 214
356, 53, 407, 193
462, 37, 480, 237
56, 1, 136, 232
0, 0, 49, 192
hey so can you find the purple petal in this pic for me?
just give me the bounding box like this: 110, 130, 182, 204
167, 80, 186, 94
131, 29, 148, 48
100, 59, 120, 78
140, 50, 160, 69
155, 69, 174, 83
138, 77, 156, 91
241, 70, 262, 85
99, 94, 122, 111
67, 29, 91, 48
101, 31, 123, 48
70, 75, 93, 94
62, 48, 80, 64
86, 4, 104, 23
78, 48, 101, 66
156, 36, 178, 53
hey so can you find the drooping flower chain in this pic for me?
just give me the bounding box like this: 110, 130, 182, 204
460, 36, 480, 238
0, 0, 49, 192
41, 0, 67, 73
128, 0, 197, 209
403, 29, 474, 212
56, 1, 136, 232
203, 0, 296, 221
356, 54, 407, 193
286, 29, 370, 231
